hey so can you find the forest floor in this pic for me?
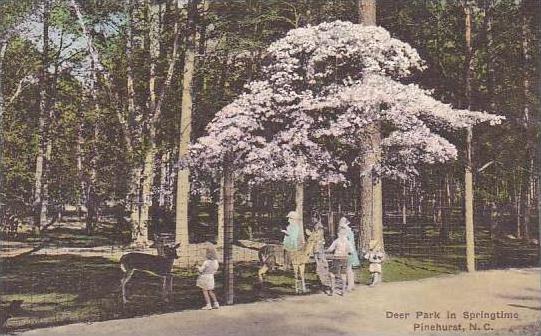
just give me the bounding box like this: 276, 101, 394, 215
14, 268, 541, 336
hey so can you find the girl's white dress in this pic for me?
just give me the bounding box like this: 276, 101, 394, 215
196, 259, 219, 290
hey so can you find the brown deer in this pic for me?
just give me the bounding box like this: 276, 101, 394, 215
120, 243, 180, 304
258, 229, 324, 293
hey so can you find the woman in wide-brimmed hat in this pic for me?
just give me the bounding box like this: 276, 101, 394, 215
338, 216, 360, 291
281, 211, 302, 270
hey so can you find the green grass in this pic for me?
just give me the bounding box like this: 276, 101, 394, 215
1, 217, 538, 332
0, 253, 457, 332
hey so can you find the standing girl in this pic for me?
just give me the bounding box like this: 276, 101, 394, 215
326, 228, 353, 295
196, 245, 220, 310
338, 217, 360, 291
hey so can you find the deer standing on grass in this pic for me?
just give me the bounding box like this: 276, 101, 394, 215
258, 229, 324, 293
120, 243, 180, 304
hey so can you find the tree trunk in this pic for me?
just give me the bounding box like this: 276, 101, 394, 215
33, 0, 51, 235
85, 55, 101, 235
521, 2, 534, 241
217, 176, 224, 246
463, 2, 476, 272
440, 174, 451, 240
223, 161, 234, 305
135, 0, 182, 245
176, 0, 199, 247
76, 121, 85, 221
465, 127, 475, 271
138, 0, 162, 243
401, 180, 407, 228
295, 183, 304, 244
359, 126, 383, 252
0, 41, 6, 198
158, 152, 169, 207
484, 0, 496, 114
327, 184, 334, 238
125, 0, 142, 238
358, 0, 376, 25
515, 178, 522, 238
357, 0, 383, 252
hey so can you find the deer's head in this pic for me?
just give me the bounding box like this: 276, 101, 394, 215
163, 243, 181, 259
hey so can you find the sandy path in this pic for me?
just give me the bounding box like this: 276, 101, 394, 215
16, 268, 540, 336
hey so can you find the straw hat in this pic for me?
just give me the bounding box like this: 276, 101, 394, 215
287, 211, 300, 220
338, 216, 350, 228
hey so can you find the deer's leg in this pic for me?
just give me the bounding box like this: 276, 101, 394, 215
162, 276, 169, 301
121, 269, 134, 304
292, 264, 299, 294
258, 264, 269, 283
168, 275, 173, 295
300, 263, 306, 293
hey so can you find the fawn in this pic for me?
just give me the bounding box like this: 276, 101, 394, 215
120, 243, 180, 304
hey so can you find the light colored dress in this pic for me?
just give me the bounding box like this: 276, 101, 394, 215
327, 236, 352, 275
365, 250, 385, 273
344, 227, 361, 267
196, 259, 219, 290
327, 237, 352, 257
283, 223, 300, 251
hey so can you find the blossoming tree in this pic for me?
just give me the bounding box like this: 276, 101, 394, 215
188, 20, 503, 303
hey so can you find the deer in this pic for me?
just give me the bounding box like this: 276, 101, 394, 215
258, 229, 324, 294
120, 243, 180, 304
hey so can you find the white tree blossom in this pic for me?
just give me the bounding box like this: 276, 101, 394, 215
187, 21, 504, 187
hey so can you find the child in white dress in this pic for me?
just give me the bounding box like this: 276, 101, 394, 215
364, 240, 385, 287
326, 228, 352, 295
196, 245, 220, 310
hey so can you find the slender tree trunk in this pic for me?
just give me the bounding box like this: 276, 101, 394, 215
76, 121, 85, 220
484, 0, 498, 243
125, 0, 142, 238
521, 3, 534, 241
485, 0, 496, 114
401, 180, 407, 229
85, 56, 101, 235
217, 176, 224, 246
138, 0, 162, 243
223, 161, 234, 305
463, 2, 476, 272
465, 127, 475, 271
295, 183, 304, 244
33, 0, 51, 235
158, 152, 169, 207
440, 174, 451, 240
0, 41, 6, 198
176, 0, 200, 247
515, 177, 522, 238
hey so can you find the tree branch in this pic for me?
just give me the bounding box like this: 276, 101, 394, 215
7, 75, 38, 106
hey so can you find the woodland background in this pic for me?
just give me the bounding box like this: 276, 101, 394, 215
0, 0, 539, 329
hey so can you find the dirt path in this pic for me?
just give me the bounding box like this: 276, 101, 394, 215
16, 268, 540, 336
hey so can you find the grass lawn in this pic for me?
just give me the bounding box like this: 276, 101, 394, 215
1, 252, 457, 332
1, 218, 538, 332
